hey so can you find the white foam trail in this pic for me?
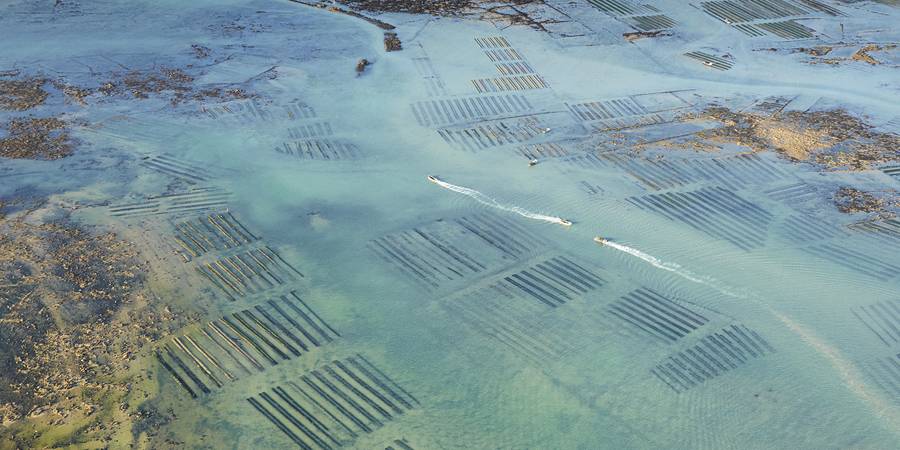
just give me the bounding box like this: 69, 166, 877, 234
430, 177, 570, 226
603, 241, 707, 284
603, 240, 748, 297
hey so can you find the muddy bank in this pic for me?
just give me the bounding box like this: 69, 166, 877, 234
98, 67, 251, 106
833, 186, 898, 218
286, 1, 397, 30
771, 44, 899, 66
0, 200, 183, 448
0, 117, 74, 160
340, 0, 473, 15
0, 77, 49, 111
684, 107, 900, 170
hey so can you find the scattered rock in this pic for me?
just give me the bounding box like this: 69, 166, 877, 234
0, 78, 49, 111
356, 58, 371, 75
833, 186, 897, 218
792, 46, 833, 57
52, 82, 92, 106
623, 30, 672, 41
683, 107, 900, 169
191, 44, 211, 59
384, 32, 402, 51
340, 0, 473, 15
850, 44, 896, 65
0, 200, 183, 446
0, 117, 74, 160
98, 67, 249, 106
287, 1, 396, 30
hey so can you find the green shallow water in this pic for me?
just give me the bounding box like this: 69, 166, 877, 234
2, 0, 900, 448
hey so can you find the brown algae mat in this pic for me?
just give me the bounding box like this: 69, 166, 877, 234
685, 107, 900, 170
0, 77, 49, 111
0, 201, 185, 448
0, 117, 74, 160
833, 186, 898, 218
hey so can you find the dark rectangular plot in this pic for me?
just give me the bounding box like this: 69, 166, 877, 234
802, 244, 900, 281
109, 187, 232, 218
713, 153, 788, 186
288, 122, 333, 139
778, 214, 844, 243
733, 23, 766, 37
684, 51, 733, 70
247, 397, 312, 449
140, 153, 211, 184
442, 255, 603, 362
445, 283, 589, 363
764, 182, 818, 205
743, 95, 795, 116
865, 355, 900, 399
607, 288, 709, 343
882, 165, 900, 180
495, 61, 535, 76
600, 153, 694, 190
628, 187, 771, 250
848, 219, 900, 246
446, 297, 561, 362
475, 36, 512, 49
436, 120, 543, 151
368, 230, 483, 291
757, 20, 816, 40
592, 114, 667, 132
653, 324, 774, 393
411, 93, 532, 127
276, 139, 361, 160
699, 0, 808, 24
852, 299, 900, 347
247, 356, 417, 448
198, 246, 303, 298
629, 15, 676, 31
482, 47, 525, 62
797, 0, 843, 16
517, 142, 569, 160
459, 212, 546, 257
586, 0, 634, 16
155, 351, 199, 398
156, 292, 338, 398
683, 159, 738, 190
369, 212, 544, 291
567, 152, 692, 190
505, 256, 606, 307
173, 212, 257, 259
385, 438, 416, 450
285, 101, 317, 120
202, 99, 315, 123
578, 181, 604, 195
567, 97, 649, 121
471, 74, 548, 93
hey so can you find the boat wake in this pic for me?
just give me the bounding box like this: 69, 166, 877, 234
428, 176, 571, 227
601, 239, 747, 297
603, 240, 707, 284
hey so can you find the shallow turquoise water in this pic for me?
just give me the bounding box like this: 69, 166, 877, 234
2, 0, 900, 448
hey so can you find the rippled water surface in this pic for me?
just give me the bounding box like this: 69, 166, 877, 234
2, 0, 900, 448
